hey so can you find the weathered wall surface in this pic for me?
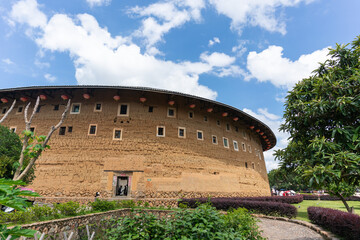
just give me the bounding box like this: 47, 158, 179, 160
0, 88, 271, 201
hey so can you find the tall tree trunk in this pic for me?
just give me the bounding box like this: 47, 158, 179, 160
338, 193, 351, 213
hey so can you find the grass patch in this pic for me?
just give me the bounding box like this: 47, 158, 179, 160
292, 200, 360, 222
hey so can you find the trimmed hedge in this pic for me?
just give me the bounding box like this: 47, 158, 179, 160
179, 198, 297, 218
308, 207, 360, 240
225, 195, 303, 204
302, 194, 360, 201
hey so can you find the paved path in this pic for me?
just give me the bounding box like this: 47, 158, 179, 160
256, 218, 325, 240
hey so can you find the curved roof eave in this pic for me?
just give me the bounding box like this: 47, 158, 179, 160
0, 85, 277, 150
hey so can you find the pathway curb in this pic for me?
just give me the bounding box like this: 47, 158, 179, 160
252, 214, 339, 240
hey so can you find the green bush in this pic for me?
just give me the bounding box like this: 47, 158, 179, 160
30, 204, 60, 220
54, 201, 85, 216
118, 200, 136, 208
89, 200, 119, 212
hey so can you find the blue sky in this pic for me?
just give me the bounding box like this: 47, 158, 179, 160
0, 0, 359, 171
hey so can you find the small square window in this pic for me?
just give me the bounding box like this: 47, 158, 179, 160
178, 127, 186, 138
30, 127, 35, 133
226, 124, 230, 131
235, 126, 239, 132
217, 120, 220, 126
71, 103, 81, 114
17, 106, 23, 114
157, 126, 165, 137
36, 106, 41, 113
212, 135, 218, 145
94, 103, 102, 112
53, 105, 59, 111
242, 130, 247, 139
248, 145, 252, 153
204, 116, 208, 122
252, 163, 255, 169
68, 126, 73, 133
118, 104, 129, 116
242, 143, 246, 152
59, 127, 66, 135
1, 108, 7, 115
245, 162, 248, 169
197, 130, 203, 140
223, 137, 229, 148
113, 129, 122, 140
88, 125, 97, 135
233, 141, 239, 151
167, 108, 176, 117
9, 127, 16, 133
188, 111, 194, 119
148, 106, 154, 112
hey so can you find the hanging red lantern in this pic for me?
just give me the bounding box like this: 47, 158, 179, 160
249, 126, 255, 130
207, 108, 213, 113
139, 97, 147, 103
20, 97, 28, 102
1, 98, 8, 103
83, 93, 90, 99
222, 112, 228, 117
113, 95, 120, 101
61, 95, 69, 100
256, 129, 260, 133
168, 100, 175, 106
262, 135, 267, 139
233, 117, 239, 121
260, 132, 264, 135
189, 104, 196, 109
39, 94, 47, 100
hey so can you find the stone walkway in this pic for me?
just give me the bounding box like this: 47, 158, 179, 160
256, 218, 325, 240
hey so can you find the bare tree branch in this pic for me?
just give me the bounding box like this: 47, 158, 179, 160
0, 99, 16, 124
14, 99, 71, 181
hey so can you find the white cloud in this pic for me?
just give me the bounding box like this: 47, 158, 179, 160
44, 73, 56, 82
200, 52, 235, 67
10, 0, 47, 28
34, 59, 50, 68
243, 108, 289, 172
232, 40, 248, 57
10, 1, 219, 99
129, 0, 205, 50
247, 45, 329, 89
2, 58, 14, 65
209, 0, 315, 35
208, 37, 220, 46
86, 0, 111, 7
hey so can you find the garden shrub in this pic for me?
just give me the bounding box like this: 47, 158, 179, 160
302, 194, 360, 201
225, 195, 303, 204
30, 204, 60, 221
89, 199, 119, 212
308, 207, 360, 240
54, 201, 85, 216
179, 198, 297, 218
118, 200, 136, 208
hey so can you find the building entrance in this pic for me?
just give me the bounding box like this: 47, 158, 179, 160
116, 176, 129, 196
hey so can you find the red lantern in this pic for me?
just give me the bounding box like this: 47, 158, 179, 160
168, 100, 175, 106
1, 98, 8, 103
189, 104, 196, 109
262, 135, 267, 139
39, 94, 47, 100
113, 95, 120, 101
222, 112, 228, 117
233, 117, 239, 121
83, 93, 90, 99
256, 129, 260, 133
249, 126, 255, 130
20, 97, 28, 102
61, 95, 69, 100
139, 97, 147, 103
207, 108, 213, 113
260, 132, 264, 135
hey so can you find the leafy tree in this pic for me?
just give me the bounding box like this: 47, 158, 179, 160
0, 125, 35, 184
268, 168, 308, 191
275, 36, 360, 212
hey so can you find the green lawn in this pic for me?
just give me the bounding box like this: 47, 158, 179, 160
292, 200, 360, 222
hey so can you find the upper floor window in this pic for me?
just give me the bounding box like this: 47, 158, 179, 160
68, 126, 73, 133
88, 124, 97, 135
248, 145, 252, 153
223, 137, 229, 148
242, 130, 247, 139
71, 103, 81, 114
1, 107, 7, 115
36, 105, 41, 113
113, 128, 123, 140
216, 120, 221, 126
167, 108, 176, 118
197, 130, 203, 140
157, 126, 165, 137
242, 142, 246, 152
226, 123, 230, 131
53, 104, 59, 111
16, 106, 23, 114
235, 126, 239, 132
118, 104, 129, 116
30, 127, 35, 133
148, 106, 154, 112
212, 135, 218, 145
178, 127, 186, 138
94, 103, 102, 112
9, 127, 16, 133
204, 116, 208, 122
233, 140, 239, 151
188, 111, 194, 119
59, 127, 66, 135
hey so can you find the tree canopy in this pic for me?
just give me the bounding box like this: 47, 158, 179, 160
275, 36, 360, 212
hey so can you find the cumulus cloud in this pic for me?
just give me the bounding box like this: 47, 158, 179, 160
208, 37, 220, 47
44, 73, 56, 82
243, 108, 289, 172
9, 1, 224, 99
232, 40, 248, 57
2, 58, 14, 65
86, 0, 111, 7
247, 45, 329, 89
209, 0, 315, 35
10, 0, 47, 28
129, 0, 205, 50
